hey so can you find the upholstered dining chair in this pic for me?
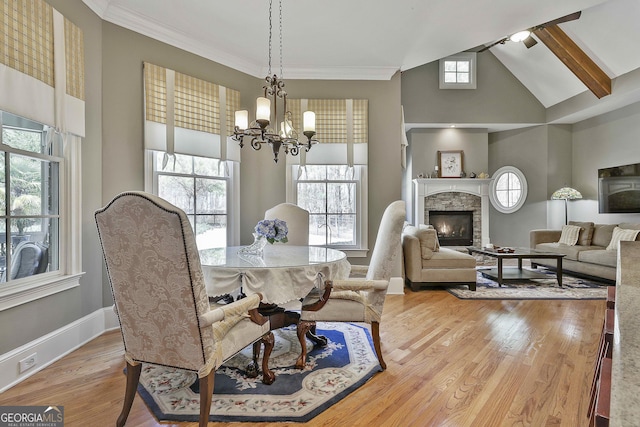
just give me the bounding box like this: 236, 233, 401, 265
264, 203, 310, 245
95, 191, 275, 427
297, 200, 406, 370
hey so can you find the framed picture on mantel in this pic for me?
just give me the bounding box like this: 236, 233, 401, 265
438, 150, 464, 178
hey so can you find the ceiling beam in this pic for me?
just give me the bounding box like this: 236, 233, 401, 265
534, 24, 611, 99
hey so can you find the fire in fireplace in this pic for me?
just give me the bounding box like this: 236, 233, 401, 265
428, 210, 474, 246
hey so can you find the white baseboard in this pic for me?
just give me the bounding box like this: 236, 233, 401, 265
387, 276, 404, 295
0, 306, 118, 393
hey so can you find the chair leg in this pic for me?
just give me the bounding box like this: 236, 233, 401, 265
198, 370, 215, 427
117, 361, 142, 427
371, 321, 387, 371
261, 332, 276, 385
296, 320, 314, 369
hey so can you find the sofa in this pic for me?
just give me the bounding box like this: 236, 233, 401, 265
529, 221, 640, 283
402, 224, 477, 291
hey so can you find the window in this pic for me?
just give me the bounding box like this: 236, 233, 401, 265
489, 166, 528, 213
439, 52, 477, 89
291, 165, 367, 254
148, 152, 236, 249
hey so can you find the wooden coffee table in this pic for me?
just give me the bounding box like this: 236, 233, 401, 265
467, 247, 566, 287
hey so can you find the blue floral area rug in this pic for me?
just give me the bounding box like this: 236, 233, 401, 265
135, 322, 380, 423
446, 267, 608, 300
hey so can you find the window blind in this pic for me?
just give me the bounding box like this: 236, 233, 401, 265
143, 62, 241, 161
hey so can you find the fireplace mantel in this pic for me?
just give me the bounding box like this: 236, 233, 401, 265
413, 178, 492, 247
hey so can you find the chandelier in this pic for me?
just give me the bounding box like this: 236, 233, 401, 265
233, 0, 317, 163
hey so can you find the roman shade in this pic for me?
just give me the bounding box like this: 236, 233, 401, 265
286, 98, 368, 167
0, 0, 85, 136
143, 62, 241, 162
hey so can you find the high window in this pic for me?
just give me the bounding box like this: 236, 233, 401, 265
439, 53, 477, 89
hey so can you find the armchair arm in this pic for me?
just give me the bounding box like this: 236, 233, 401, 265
530, 229, 562, 248
331, 278, 389, 292
402, 234, 422, 282
348, 264, 369, 277
200, 293, 262, 328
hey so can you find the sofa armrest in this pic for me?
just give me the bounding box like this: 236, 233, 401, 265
530, 229, 561, 248
402, 234, 422, 282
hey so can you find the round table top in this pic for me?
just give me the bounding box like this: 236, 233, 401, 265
199, 245, 347, 269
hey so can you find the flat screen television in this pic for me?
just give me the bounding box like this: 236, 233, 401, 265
598, 162, 640, 213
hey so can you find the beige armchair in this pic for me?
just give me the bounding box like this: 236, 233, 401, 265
297, 200, 406, 370
265, 202, 310, 245
95, 191, 274, 427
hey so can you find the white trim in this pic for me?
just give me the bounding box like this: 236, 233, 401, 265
0, 305, 117, 393
0, 274, 83, 311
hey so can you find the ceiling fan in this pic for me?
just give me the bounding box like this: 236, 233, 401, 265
478, 11, 581, 53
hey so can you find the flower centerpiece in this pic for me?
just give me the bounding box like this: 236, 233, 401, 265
255, 218, 289, 244
238, 218, 288, 255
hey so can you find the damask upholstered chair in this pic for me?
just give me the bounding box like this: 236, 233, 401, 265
95, 191, 274, 427
297, 200, 406, 370
264, 203, 310, 245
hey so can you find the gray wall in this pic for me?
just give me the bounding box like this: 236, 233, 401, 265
571, 102, 640, 225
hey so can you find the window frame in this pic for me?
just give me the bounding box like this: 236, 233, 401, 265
144, 150, 240, 247
439, 52, 477, 90
287, 164, 368, 257
489, 166, 528, 214
0, 114, 83, 311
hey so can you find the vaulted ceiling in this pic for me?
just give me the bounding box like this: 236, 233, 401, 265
82, 0, 640, 124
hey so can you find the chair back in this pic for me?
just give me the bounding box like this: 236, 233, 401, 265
95, 191, 215, 372
9, 241, 43, 280
264, 203, 310, 245
366, 200, 406, 281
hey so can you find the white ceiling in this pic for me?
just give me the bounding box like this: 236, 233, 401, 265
82, 0, 640, 121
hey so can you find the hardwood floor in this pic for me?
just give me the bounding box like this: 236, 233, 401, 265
0, 289, 605, 426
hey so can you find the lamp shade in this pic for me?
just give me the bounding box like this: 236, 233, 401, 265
551, 187, 582, 200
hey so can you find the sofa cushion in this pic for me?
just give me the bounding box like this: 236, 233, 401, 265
558, 224, 582, 246
606, 226, 640, 251
535, 242, 602, 261
422, 248, 476, 269
618, 223, 640, 240
569, 221, 595, 246
579, 249, 618, 268
592, 224, 617, 247
418, 224, 440, 250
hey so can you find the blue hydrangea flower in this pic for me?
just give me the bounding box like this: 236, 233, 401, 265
254, 218, 288, 243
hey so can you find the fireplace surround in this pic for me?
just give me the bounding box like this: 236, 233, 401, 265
413, 178, 492, 247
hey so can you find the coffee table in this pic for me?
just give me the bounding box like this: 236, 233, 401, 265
467, 247, 566, 287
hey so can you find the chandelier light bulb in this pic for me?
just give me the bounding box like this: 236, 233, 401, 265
235, 110, 248, 130
256, 97, 271, 123
303, 111, 316, 132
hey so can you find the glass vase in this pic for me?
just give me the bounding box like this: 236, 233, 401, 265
238, 232, 268, 255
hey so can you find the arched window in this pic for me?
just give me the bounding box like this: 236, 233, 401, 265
489, 166, 528, 213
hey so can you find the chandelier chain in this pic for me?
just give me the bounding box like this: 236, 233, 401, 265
267, 0, 272, 76
279, 0, 283, 78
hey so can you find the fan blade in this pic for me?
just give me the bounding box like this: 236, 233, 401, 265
538, 11, 581, 29
478, 37, 509, 53
523, 35, 538, 49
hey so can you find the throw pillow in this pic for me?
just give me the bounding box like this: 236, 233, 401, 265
416, 228, 439, 259
569, 221, 595, 246
606, 227, 640, 251
557, 224, 582, 246
418, 224, 440, 250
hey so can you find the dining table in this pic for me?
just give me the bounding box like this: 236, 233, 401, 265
199, 244, 351, 369
199, 244, 350, 305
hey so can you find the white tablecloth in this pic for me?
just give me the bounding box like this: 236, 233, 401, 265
200, 245, 351, 305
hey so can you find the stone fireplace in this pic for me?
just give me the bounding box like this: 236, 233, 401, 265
413, 178, 491, 247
